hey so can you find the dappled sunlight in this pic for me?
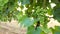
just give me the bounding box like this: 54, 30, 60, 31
47, 18, 60, 29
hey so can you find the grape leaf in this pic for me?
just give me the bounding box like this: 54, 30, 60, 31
20, 17, 34, 27
53, 8, 60, 22
54, 31, 60, 34
19, 0, 30, 5
27, 26, 42, 34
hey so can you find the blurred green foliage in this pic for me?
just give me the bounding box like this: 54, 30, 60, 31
0, 0, 60, 34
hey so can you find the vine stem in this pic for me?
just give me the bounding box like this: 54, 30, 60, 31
43, 0, 46, 9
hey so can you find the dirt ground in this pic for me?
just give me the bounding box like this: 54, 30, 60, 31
0, 19, 27, 34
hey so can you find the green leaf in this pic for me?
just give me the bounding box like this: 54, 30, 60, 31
16, 12, 26, 22
53, 8, 60, 22
51, 0, 60, 4
39, 16, 44, 25
27, 26, 42, 34
55, 26, 60, 32
51, 26, 60, 34
0, 0, 8, 6
0, 0, 8, 10
40, 27, 51, 34
47, 8, 53, 15
19, 0, 30, 5
54, 31, 60, 34
21, 17, 34, 27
